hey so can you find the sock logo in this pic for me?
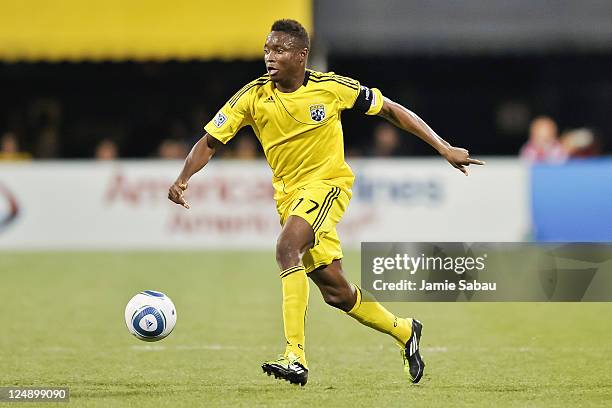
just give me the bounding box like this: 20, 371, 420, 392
394, 317, 398, 327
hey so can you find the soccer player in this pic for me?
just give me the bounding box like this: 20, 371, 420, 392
168, 19, 484, 386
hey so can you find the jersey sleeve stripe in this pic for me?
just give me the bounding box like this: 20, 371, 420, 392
308, 77, 359, 91
228, 83, 254, 106
311, 72, 359, 86
332, 74, 359, 87
228, 78, 269, 106
310, 72, 359, 89
229, 78, 270, 107
331, 76, 360, 89
228, 76, 270, 106
229, 83, 256, 107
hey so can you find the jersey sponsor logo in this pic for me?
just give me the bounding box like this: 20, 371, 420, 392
264, 96, 275, 103
213, 111, 227, 127
309, 104, 326, 122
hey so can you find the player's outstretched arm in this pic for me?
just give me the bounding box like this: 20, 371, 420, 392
377, 97, 485, 175
168, 133, 220, 208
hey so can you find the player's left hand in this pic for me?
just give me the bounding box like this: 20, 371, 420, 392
442, 146, 485, 176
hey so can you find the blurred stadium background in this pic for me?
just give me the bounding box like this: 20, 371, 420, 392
0, 0, 610, 244
1, 1, 611, 407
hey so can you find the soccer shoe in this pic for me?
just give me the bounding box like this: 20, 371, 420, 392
401, 318, 425, 383
261, 352, 308, 386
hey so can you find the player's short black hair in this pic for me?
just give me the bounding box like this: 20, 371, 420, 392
271, 19, 310, 49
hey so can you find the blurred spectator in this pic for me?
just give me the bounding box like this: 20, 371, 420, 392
95, 139, 119, 161
371, 123, 401, 157
35, 127, 60, 159
29, 98, 63, 158
235, 133, 259, 160
495, 100, 530, 136
158, 139, 189, 159
1, 132, 18, 155
519, 116, 567, 163
346, 147, 364, 158
0, 132, 31, 161
560, 128, 602, 158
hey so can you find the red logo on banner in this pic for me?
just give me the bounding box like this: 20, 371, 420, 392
104, 171, 274, 206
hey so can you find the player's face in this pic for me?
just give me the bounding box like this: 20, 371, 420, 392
264, 31, 306, 83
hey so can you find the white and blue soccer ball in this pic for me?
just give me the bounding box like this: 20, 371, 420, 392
124, 290, 177, 342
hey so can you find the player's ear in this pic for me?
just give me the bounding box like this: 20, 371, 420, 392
299, 48, 308, 63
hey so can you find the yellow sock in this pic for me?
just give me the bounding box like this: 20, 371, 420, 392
347, 285, 412, 347
280, 265, 309, 366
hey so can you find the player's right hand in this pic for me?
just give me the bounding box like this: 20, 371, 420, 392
168, 182, 190, 209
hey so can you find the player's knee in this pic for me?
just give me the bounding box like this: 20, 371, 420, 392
275, 236, 301, 269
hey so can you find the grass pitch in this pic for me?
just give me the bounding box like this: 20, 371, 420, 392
1, 251, 611, 407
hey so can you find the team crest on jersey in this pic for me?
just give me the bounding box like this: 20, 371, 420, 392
213, 111, 227, 128
309, 104, 326, 122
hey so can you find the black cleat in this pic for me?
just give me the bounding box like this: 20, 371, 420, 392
262, 353, 308, 386
401, 318, 425, 383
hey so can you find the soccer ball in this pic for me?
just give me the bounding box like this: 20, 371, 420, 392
124, 290, 177, 342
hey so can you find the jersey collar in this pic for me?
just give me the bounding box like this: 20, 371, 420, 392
274, 71, 310, 95
303, 70, 310, 86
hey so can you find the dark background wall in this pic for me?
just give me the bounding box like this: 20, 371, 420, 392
331, 54, 612, 156
1, 53, 610, 158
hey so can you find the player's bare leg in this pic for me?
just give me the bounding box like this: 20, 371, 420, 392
262, 215, 313, 386
307, 260, 355, 311
309, 260, 426, 383
275, 215, 314, 270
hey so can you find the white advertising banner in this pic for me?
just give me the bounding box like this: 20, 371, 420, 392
0, 159, 529, 250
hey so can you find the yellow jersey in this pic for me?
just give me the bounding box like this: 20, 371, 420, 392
204, 70, 384, 203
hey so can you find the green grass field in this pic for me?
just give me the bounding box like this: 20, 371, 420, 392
2, 251, 612, 407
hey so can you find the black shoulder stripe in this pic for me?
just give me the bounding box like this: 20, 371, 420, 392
318, 73, 359, 89
332, 74, 359, 87
334, 77, 359, 90
229, 79, 270, 107
309, 78, 359, 91
310, 72, 359, 88
309, 72, 342, 82
308, 77, 359, 91
228, 75, 270, 105
308, 71, 328, 78
229, 78, 269, 104
228, 83, 253, 106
